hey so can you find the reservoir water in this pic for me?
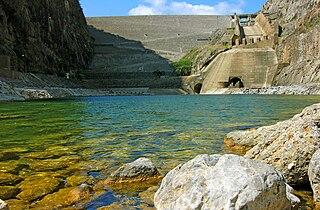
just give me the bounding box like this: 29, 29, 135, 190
0, 95, 319, 209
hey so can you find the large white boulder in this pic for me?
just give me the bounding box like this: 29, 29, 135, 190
154, 154, 299, 210
225, 103, 320, 185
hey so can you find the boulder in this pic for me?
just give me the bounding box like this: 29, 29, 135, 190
0, 186, 20, 200
225, 103, 320, 185
154, 154, 300, 210
0, 199, 8, 210
0, 172, 22, 186
17, 173, 61, 202
106, 158, 162, 184
34, 184, 92, 208
308, 149, 320, 207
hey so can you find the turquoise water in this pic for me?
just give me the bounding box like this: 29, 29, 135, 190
0, 95, 319, 208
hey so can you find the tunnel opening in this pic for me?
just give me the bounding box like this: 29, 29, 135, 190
194, 83, 203, 94
229, 77, 244, 88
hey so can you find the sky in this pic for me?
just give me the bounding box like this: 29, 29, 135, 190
80, 0, 267, 17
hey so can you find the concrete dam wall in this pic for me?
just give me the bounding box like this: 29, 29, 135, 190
200, 48, 278, 94
84, 15, 230, 89
87, 15, 230, 60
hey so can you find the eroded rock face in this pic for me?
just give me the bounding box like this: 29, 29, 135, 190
154, 154, 299, 210
107, 158, 162, 184
308, 149, 320, 207
263, 0, 320, 86
226, 103, 320, 186
0, 0, 93, 75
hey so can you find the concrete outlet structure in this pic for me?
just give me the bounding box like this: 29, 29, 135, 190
200, 48, 278, 94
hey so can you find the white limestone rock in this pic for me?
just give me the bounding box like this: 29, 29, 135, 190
154, 154, 299, 210
0, 199, 8, 210
308, 149, 320, 206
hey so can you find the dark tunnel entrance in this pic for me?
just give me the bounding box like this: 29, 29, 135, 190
229, 77, 244, 88
194, 83, 203, 94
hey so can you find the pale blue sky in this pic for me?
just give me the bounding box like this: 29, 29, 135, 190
80, 0, 267, 17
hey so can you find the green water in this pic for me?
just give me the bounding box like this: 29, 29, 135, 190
0, 95, 319, 208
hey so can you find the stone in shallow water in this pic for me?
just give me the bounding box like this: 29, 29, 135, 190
29, 155, 81, 172
5, 199, 29, 210
139, 185, 159, 206
34, 184, 92, 208
0, 161, 29, 174
308, 149, 320, 208
0, 172, 22, 185
66, 174, 89, 187
154, 154, 300, 210
0, 186, 20, 200
17, 174, 61, 202
24, 146, 77, 160
0, 152, 19, 161
106, 158, 163, 184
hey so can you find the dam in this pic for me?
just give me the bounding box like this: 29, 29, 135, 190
84, 15, 231, 89
87, 15, 231, 60
85, 14, 279, 92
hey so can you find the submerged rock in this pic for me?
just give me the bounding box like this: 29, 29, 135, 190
0, 199, 8, 210
0, 186, 20, 200
0, 152, 19, 161
29, 155, 81, 172
225, 103, 320, 185
154, 154, 299, 210
308, 149, 320, 208
5, 199, 28, 210
17, 174, 61, 202
34, 184, 92, 208
106, 158, 162, 184
0, 172, 22, 185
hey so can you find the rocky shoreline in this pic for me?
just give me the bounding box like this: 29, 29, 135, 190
206, 84, 320, 95
1, 79, 320, 101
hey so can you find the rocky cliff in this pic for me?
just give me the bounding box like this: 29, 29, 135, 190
263, 0, 320, 85
0, 0, 93, 76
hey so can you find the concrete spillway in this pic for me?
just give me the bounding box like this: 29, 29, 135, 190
200, 48, 278, 94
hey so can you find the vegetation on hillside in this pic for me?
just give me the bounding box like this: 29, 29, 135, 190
171, 59, 193, 76
306, 17, 320, 29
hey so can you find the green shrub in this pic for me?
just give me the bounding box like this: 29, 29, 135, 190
306, 18, 320, 29
171, 59, 192, 76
